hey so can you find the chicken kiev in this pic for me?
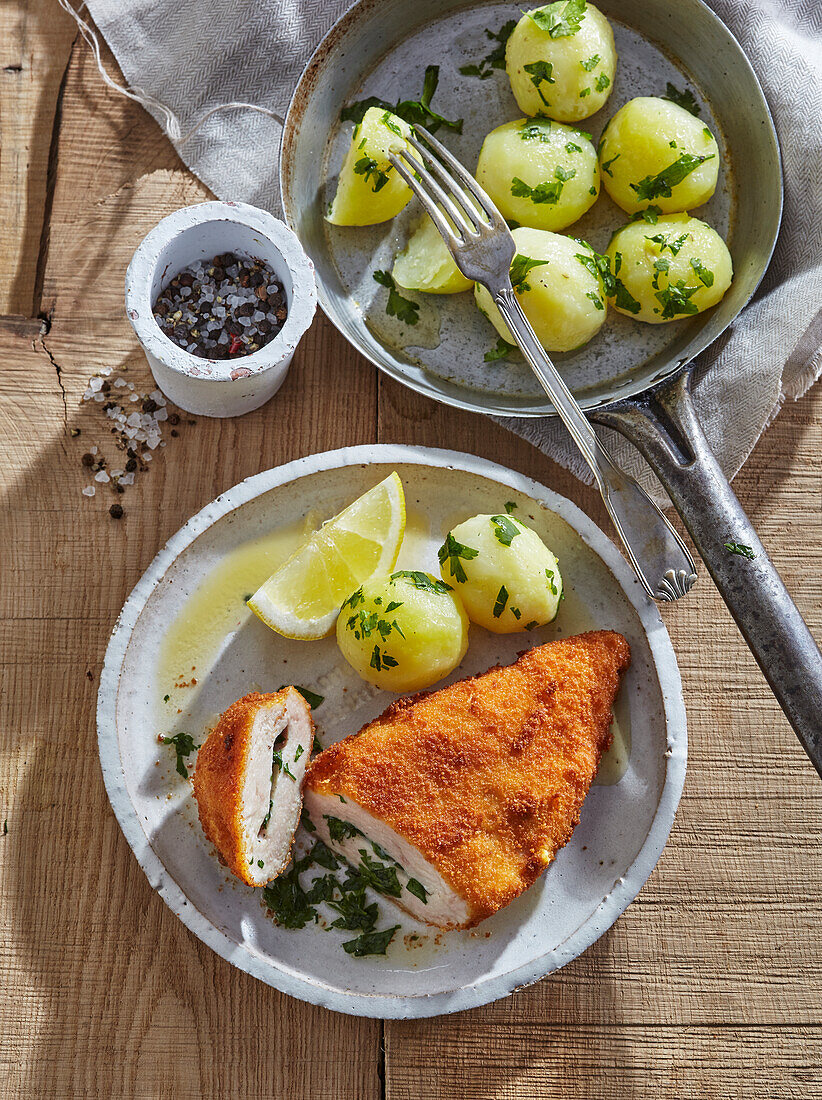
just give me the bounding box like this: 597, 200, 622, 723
304, 630, 630, 929
193, 688, 314, 887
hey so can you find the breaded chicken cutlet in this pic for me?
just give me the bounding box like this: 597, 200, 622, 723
193, 688, 314, 887
304, 630, 630, 929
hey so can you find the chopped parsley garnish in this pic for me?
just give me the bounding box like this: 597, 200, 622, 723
353, 155, 390, 193
511, 166, 576, 206
652, 257, 670, 290
325, 815, 363, 842
261, 866, 317, 928
340, 66, 462, 134
581, 54, 600, 71
301, 810, 316, 833
272, 750, 297, 781
380, 110, 403, 136
277, 684, 325, 709
505, 501, 518, 514
662, 82, 701, 116
546, 568, 559, 595
630, 153, 715, 202
459, 19, 517, 79
406, 878, 429, 904
606, 251, 642, 315
342, 925, 401, 957
372, 269, 420, 326
690, 257, 715, 286
579, 87, 591, 98
329, 891, 379, 932
490, 514, 521, 546
341, 586, 365, 610
595, 72, 610, 92
370, 645, 398, 672
309, 840, 341, 870
587, 290, 605, 310
645, 231, 690, 256
601, 153, 620, 176
485, 336, 518, 362
258, 860, 265, 869
510, 606, 522, 620
628, 205, 662, 224
524, 60, 555, 106
438, 532, 479, 583
354, 850, 403, 897
655, 279, 700, 319
519, 117, 554, 143
294, 744, 304, 762
493, 584, 509, 618
525, 620, 539, 630
510, 253, 549, 292
159, 731, 199, 779
724, 541, 756, 559
703, 127, 713, 141
391, 570, 453, 594
163, 694, 170, 703
260, 799, 273, 833
528, 0, 587, 39
566, 141, 582, 153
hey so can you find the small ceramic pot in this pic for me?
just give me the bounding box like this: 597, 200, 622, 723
125, 201, 317, 417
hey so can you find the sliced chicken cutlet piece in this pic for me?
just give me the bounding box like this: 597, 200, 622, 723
305, 630, 630, 929
193, 688, 314, 887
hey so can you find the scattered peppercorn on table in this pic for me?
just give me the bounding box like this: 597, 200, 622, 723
1, 5, 821, 1098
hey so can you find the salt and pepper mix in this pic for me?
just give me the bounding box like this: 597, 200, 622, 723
152, 252, 288, 359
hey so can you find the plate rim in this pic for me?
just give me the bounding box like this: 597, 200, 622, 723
97, 444, 687, 1018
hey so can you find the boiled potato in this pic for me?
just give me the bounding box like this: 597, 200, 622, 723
475, 227, 606, 352
476, 117, 599, 232
506, 3, 617, 121
392, 211, 474, 294
336, 571, 468, 692
604, 213, 733, 323
438, 514, 562, 633
598, 97, 719, 214
326, 107, 413, 226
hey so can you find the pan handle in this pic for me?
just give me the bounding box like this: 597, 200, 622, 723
593, 370, 822, 777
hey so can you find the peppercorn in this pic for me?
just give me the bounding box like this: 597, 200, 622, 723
109, 503, 124, 519
82, 452, 95, 467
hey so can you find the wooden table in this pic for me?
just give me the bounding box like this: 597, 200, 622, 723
2, 8, 820, 1098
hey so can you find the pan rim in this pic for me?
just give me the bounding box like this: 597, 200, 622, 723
279, 0, 783, 419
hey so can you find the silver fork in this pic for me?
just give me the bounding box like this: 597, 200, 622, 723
388, 125, 697, 603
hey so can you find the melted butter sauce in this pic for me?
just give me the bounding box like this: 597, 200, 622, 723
158, 514, 317, 708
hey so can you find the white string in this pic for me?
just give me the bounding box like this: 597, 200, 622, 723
56, 0, 284, 144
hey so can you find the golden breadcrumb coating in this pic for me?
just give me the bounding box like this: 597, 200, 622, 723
307, 631, 630, 927
193, 690, 314, 886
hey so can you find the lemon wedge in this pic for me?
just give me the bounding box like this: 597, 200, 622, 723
247, 472, 406, 640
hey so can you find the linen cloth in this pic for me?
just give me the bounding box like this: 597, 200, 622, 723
83, 0, 822, 494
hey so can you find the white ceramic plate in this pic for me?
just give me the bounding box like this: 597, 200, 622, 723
98, 445, 686, 1018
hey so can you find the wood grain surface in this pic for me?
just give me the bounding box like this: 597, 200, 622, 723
0, 6, 820, 1098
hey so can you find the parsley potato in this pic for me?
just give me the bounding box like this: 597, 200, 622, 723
476, 118, 599, 232
475, 227, 607, 352
439, 514, 562, 634
327, 107, 414, 226
605, 213, 733, 323
336, 571, 469, 693
392, 211, 474, 295
506, 2, 617, 122
598, 97, 720, 214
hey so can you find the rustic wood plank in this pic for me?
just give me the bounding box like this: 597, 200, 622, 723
0, 1, 75, 314
3, 3, 822, 1097
385, 1023, 822, 1099
0, 31, 383, 1099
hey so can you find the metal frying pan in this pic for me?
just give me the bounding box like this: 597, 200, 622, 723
280, 0, 822, 772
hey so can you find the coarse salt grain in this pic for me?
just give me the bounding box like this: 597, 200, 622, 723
94, 470, 110, 483
82, 485, 96, 497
